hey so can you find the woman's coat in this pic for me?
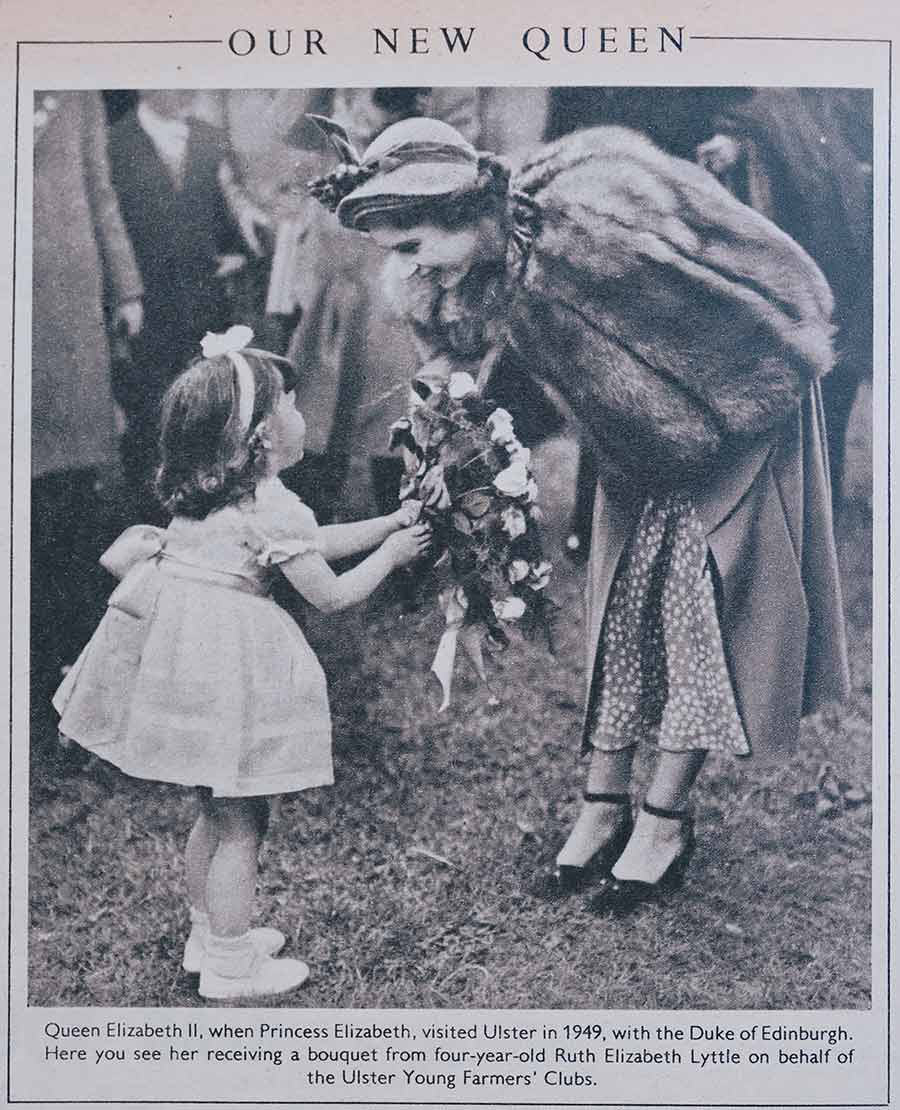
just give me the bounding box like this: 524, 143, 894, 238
32, 91, 142, 479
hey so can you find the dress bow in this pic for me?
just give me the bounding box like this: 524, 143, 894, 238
100, 524, 166, 579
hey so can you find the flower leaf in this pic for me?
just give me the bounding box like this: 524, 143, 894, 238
452, 512, 473, 535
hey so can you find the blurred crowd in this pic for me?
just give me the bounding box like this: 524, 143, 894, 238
31, 85, 873, 731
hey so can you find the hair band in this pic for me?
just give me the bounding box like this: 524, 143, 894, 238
200, 325, 296, 434
228, 350, 257, 434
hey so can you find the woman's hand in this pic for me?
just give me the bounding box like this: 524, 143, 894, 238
383, 523, 432, 568
392, 499, 423, 529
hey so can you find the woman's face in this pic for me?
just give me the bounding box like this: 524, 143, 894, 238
367, 221, 479, 290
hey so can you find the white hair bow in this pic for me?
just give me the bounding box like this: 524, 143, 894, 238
200, 324, 255, 360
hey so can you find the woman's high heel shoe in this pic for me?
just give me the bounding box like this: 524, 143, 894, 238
530, 793, 633, 901
583, 801, 695, 917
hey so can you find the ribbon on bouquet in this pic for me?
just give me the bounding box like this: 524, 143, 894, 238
430, 587, 499, 712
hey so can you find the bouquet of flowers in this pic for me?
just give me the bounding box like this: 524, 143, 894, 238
390, 367, 553, 709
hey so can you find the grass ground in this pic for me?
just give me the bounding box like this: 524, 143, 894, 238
28, 402, 873, 1010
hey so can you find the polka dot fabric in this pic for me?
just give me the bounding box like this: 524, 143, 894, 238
589, 493, 750, 756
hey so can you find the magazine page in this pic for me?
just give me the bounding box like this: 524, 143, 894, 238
0, 0, 895, 1106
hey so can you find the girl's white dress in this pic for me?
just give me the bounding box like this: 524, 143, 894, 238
53, 478, 333, 797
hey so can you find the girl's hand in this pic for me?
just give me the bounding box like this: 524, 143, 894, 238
392, 499, 423, 528
383, 523, 432, 568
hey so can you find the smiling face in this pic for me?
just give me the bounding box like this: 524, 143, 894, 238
367, 220, 480, 290
265, 389, 307, 473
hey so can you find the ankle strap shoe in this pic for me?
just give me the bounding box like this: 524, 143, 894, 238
530, 793, 633, 901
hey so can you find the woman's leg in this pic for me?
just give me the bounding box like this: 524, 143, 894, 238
611, 749, 706, 883
555, 745, 636, 867
206, 797, 266, 937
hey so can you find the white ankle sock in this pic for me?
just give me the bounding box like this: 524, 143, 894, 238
611, 810, 683, 884
205, 931, 258, 979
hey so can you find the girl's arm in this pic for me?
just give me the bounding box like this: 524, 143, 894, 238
316, 515, 398, 563
316, 501, 421, 562
279, 524, 430, 613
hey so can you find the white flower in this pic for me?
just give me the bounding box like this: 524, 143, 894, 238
506, 441, 531, 468
200, 324, 254, 359
486, 407, 516, 444
500, 506, 527, 538
447, 371, 477, 399
524, 477, 539, 503
492, 596, 527, 622
508, 559, 530, 584
529, 561, 553, 590
493, 457, 530, 498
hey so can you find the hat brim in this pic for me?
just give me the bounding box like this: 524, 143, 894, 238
337, 162, 478, 228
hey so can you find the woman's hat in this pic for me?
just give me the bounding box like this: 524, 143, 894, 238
330, 117, 480, 228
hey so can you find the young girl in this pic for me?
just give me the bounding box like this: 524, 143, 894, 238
53, 326, 430, 999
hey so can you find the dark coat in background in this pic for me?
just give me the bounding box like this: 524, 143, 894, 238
545, 87, 747, 160
107, 110, 237, 495
707, 88, 873, 508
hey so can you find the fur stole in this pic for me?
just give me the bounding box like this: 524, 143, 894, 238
504, 126, 836, 488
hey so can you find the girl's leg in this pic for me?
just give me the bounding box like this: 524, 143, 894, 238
185, 788, 218, 914
184, 795, 284, 975
611, 749, 706, 884
199, 795, 308, 999
556, 745, 636, 867
206, 797, 266, 937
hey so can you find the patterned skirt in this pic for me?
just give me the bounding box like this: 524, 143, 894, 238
587, 492, 750, 755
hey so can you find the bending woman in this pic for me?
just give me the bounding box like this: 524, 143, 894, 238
309, 117, 850, 914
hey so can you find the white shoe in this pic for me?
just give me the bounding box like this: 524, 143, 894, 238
199, 955, 310, 1000
183, 925, 285, 974
199, 945, 310, 1001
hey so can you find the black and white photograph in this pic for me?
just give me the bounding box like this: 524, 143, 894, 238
3, 1, 895, 1105
26, 82, 874, 1010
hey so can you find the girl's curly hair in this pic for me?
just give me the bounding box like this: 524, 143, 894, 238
155, 352, 286, 519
